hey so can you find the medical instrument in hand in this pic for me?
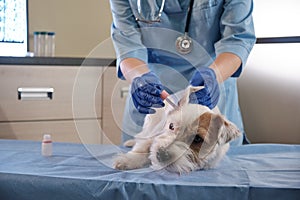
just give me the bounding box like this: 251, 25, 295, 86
136, 0, 166, 23
175, 0, 195, 54
160, 90, 177, 109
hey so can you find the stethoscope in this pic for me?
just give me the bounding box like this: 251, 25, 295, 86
136, 0, 195, 55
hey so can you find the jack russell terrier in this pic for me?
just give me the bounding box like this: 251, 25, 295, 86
114, 86, 241, 174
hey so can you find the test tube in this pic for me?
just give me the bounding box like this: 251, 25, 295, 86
46, 32, 55, 57
34, 31, 55, 57
34, 31, 46, 56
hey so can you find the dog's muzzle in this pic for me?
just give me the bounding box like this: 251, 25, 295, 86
156, 147, 171, 162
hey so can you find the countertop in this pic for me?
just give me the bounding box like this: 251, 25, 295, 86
0, 56, 116, 66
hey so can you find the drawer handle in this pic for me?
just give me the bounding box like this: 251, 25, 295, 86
18, 87, 54, 100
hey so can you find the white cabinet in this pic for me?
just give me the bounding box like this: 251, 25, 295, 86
0, 65, 104, 144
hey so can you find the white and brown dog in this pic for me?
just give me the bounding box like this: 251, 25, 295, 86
114, 86, 241, 174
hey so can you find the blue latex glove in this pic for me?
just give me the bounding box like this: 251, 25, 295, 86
189, 67, 220, 109
131, 71, 165, 114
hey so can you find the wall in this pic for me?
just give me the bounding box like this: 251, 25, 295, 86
237, 0, 300, 144
28, 0, 116, 58
238, 43, 300, 144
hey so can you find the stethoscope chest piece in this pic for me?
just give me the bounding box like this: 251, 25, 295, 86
176, 33, 192, 55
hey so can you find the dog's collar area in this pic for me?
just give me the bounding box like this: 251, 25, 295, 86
198, 135, 221, 160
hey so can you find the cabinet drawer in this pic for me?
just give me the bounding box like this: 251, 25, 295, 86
0, 119, 102, 144
102, 68, 128, 145
0, 65, 103, 121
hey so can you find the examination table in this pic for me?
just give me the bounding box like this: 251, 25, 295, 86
0, 139, 299, 200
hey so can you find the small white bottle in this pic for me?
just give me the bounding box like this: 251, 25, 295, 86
42, 134, 53, 156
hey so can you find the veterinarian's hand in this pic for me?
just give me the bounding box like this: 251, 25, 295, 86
189, 67, 220, 109
131, 71, 165, 114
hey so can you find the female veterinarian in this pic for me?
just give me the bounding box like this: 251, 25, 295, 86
109, 0, 256, 145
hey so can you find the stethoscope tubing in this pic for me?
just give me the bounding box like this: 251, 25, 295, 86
137, 0, 166, 22
185, 0, 195, 34
136, 0, 195, 54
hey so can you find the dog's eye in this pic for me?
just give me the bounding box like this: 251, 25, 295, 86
169, 123, 175, 130
193, 135, 204, 143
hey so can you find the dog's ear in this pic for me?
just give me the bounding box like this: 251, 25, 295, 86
197, 112, 240, 145
197, 112, 223, 144
221, 118, 241, 143
178, 86, 205, 107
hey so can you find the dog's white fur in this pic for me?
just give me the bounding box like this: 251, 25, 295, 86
114, 86, 241, 174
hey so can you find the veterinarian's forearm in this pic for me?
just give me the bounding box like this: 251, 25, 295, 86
121, 53, 241, 84
120, 58, 150, 83
209, 52, 242, 83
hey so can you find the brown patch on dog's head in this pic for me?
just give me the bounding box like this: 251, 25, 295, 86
189, 111, 241, 158
190, 112, 224, 155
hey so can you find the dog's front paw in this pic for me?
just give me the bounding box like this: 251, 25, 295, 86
113, 152, 150, 170
113, 154, 132, 170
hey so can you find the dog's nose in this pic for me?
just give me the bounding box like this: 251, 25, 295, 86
156, 147, 171, 162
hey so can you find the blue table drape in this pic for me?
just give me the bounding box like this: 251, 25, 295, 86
0, 139, 299, 200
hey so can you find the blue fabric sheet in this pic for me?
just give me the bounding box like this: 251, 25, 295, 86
0, 139, 299, 200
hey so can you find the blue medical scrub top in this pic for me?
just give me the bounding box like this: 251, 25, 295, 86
110, 0, 256, 145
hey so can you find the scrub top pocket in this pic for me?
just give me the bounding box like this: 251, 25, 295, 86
193, 0, 218, 9
163, 0, 184, 14
192, 0, 219, 20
